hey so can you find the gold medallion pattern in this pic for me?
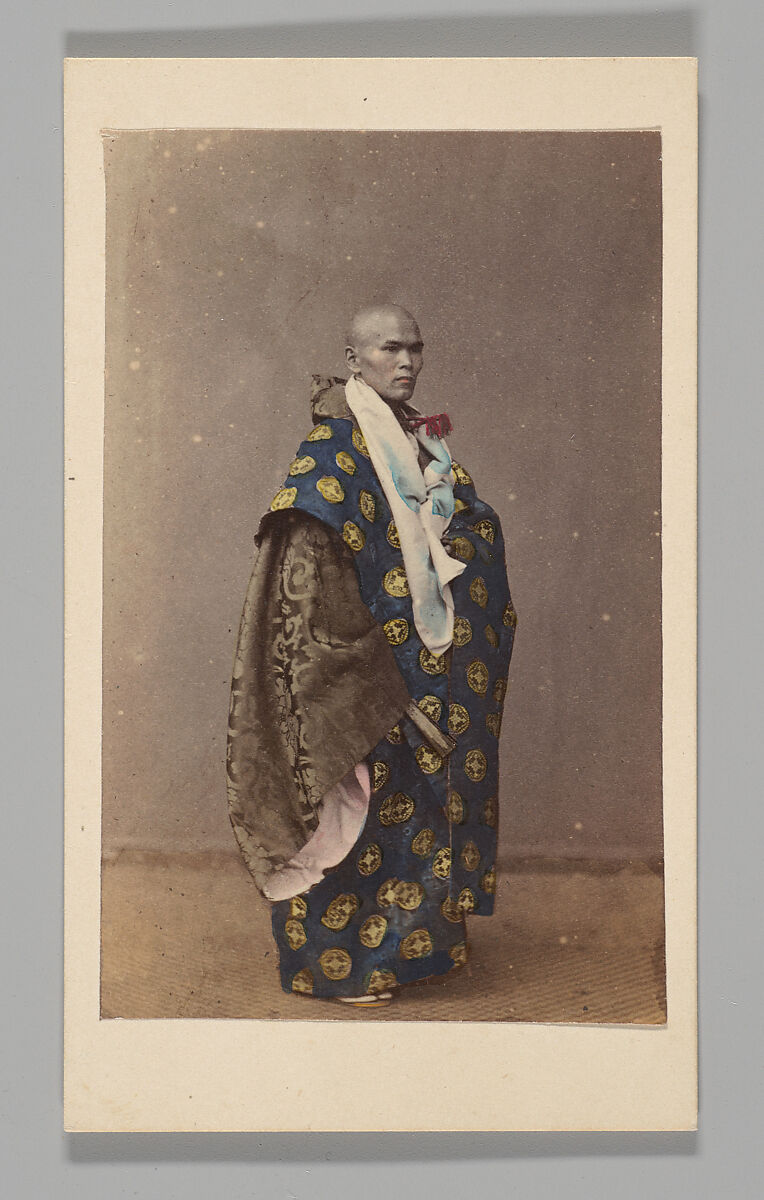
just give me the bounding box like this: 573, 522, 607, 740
289, 454, 317, 476
378, 792, 415, 826
484, 623, 499, 648
335, 450, 357, 475
451, 461, 474, 487
415, 745, 443, 775
458, 887, 477, 913
284, 918, 307, 950
441, 897, 463, 924
493, 678, 507, 705
384, 617, 409, 646
448, 703, 470, 735
486, 712, 502, 738
291, 968, 314, 995
467, 659, 489, 696
319, 947, 352, 980
383, 566, 409, 597
453, 497, 469, 514
432, 847, 452, 879
419, 647, 446, 676
386, 520, 401, 548
452, 616, 473, 647
446, 790, 465, 824
352, 427, 370, 457
469, 577, 489, 608
367, 968, 397, 993
342, 521, 365, 552
394, 880, 425, 910
307, 423, 333, 442
472, 519, 496, 543
460, 841, 481, 871
480, 867, 497, 894
503, 603, 518, 628
418, 694, 442, 722
400, 928, 434, 960
483, 796, 498, 828
449, 941, 469, 966
411, 827, 435, 856
357, 843, 383, 876
370, 761, 390, 792
270, 486, 297, 511
386, 724, 403, 744
359, 915, 388, 948
375, 877, 399, 907
289, 896, 308, 919
359, 489, 376, 522
316, 475, 345, 504
465, 748, 487, 781
320, 893, 360, 931
450, 536, 475, 561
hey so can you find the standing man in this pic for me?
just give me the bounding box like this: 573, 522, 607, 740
227, 304, 517, 1007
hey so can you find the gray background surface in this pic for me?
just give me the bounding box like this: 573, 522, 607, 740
3, 0, 762, 1194
102, 128, 662, 863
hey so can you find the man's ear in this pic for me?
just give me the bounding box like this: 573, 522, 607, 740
345, 345, 360, 373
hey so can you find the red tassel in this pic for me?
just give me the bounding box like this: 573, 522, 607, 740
409, 413, 453, 439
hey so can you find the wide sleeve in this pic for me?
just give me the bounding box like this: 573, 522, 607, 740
226, 508, 411, 893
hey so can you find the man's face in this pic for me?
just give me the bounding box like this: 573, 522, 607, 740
345, 311, 424, 406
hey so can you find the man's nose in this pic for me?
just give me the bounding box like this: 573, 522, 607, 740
398, 349, 413, 368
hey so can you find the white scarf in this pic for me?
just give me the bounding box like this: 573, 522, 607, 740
344, 375, 465, 655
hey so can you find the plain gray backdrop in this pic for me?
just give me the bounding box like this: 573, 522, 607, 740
3, 0, 762, 1195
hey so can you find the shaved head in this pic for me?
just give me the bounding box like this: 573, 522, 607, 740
344, 304, 424, 406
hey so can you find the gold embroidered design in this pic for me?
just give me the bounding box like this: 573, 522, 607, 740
486, 712, 501, 738
483, 796, 498, 828
342, 521, 366, 552
446, 790, 465, 824
386, 520, 401, 548
378, 792, 415, 826
467, 660, 489, 696
464, 748, 487, 782
449, 941, 469, 966
458, 887, 477, 913
357, 843, 383, 876
441, 897, 463, 924
335, 450, 357, 475
289, 454, 317, 476
411, 827, 435, 856
448, 703, 470, 735
291, 968, 314, 995
386, 724, 403, 744
480, 867, 497, 894
450, 536, 475, 561
307, 423, 333, 442
493, 678, 507, 705
432, 847, 452, 879
359, 915, 388, 948
451, 461, 474, 487
484, 623, 499, 648
318, 947, 352, 980
419, 647, 446, 675
415, 745, 443, 775
469, 577, 489, 608
367, 968, 397, 993
384, 617, 409, 645
460, 841, 481, 871
400, 928, 433, 960
418, 695, 442, 722
453, 497, 469, 514
320, 893, 360, 931
352, 427, 370, 457
383, 566, 409, 597
375, 877, 399, 907
503, 603, 518, 628
270, 486, 297, 511
394, 880, 425, 910
284, 918, 307, 950
316, 475, 345, 504
370, 761, 390, 792
452, 616, 473, 647
289, 896, 308, 919
472, 519, 496, 543
359, 489, 376, 522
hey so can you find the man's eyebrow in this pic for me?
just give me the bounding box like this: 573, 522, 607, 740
381, 339, 425, 350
